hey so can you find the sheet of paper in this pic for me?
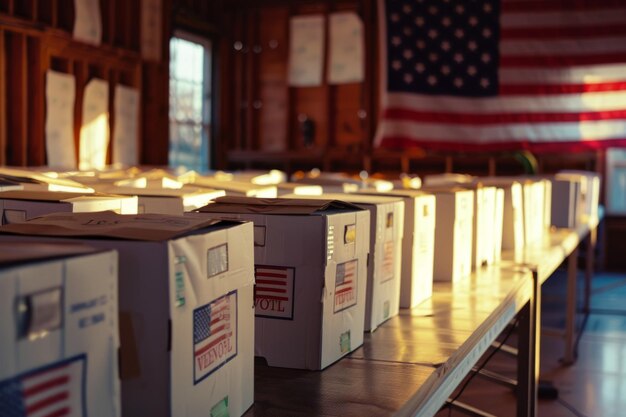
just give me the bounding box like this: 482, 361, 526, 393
113, 85, 140, 166
288, 15, 325, 87
73, 0, 102, 45
80, 79, 109, 170
45, 71, 77, 169
328, 12, 364, 84
141, 0, 163, 61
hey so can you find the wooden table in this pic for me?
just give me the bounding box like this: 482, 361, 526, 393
244, 218, 600, 417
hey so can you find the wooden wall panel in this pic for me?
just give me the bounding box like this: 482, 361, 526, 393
5, 32, 28, 166
257, 7, 288, 151
0, 29, 5, 165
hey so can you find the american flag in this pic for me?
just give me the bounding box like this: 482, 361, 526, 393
335, 260, 358, 312
376, 0, 626, 152
193, 293, 236, 382
254, 266, 294, 319
0, 357, 84, 417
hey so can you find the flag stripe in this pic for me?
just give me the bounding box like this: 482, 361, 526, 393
256, 278, 287, 286
385, 91, 626, 113
501, 9, 626, 27
502, 0, 626, 13
254, 295, 289, 301
385, 108, 626, 124
499, 82, 626, 95
23, 376, 70, 398
499, 64, 626, 84
41, 407, 71, 417
381, 119, 626, 142
501, 24, 626, 40
256, 287, 287, 294
194, 333, 230, 357
500, 53, 626, 68
26, 392, 69, 415
256, 272, 287, 278
501, 38, 626, 56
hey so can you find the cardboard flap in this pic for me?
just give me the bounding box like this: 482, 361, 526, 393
0, 167, 93, 191
0, 190, 92, 202
0, 211, 231, 241
0, 241, 99, 266
197, 196, 363, 214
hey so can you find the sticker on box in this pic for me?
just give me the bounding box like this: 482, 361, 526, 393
334, 260, 358, 313
193, 291, 238, 384
211, 396, 229, 417
340, 330, 351, 353
0, 354, 86, 416
254, 265, 295, 320
381, 241, 395, 283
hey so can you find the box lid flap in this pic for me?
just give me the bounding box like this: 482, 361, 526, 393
0, 211, 231, 241
0, 190, 131, 203
0, 167, 94, 192
0, 241, 101, 266
197, 196, 363, 214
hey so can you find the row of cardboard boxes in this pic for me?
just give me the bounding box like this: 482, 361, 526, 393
0, 167, 600, 417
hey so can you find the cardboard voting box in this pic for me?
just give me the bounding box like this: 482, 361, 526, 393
556, 171, 601, 223
179, 173, 278, 198
230, 170, 288, 185
283, 193, 404, 332
0, 167, 95, 193
357, 189, 435, 309
475, 178, 525, 259
0, 242, 119, 417
494, 189, 505, 263
114, 176, 184, 189
96, 186, 225, 215
194, 197, 370, 370
421, 188, 474, 282
0, 212, 255, 417
0, 191, 138, 224
0, 178, 23, 191
521, 179, 547, 247
292, 172, 394, 193
550, 178, 581, 229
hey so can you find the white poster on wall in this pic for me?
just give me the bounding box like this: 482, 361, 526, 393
141, 0, 163, 61
113, 85, 140, 166
79, 78, 109, 170
288, 15, 325, 87
45, 71, 77, 169
328, 12, 364, 84
73, 0, 102, 45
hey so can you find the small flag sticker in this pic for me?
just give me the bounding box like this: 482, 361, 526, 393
0, 355, 86, 417
335, 260, 358, 313
193, 292, 237, 384
381, 241, 395, 283
254, 266, 295, 319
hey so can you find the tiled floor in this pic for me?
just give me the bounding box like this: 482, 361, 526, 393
435, 270, 626, 417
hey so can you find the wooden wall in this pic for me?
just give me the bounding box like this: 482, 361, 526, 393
0, 0, 170, 167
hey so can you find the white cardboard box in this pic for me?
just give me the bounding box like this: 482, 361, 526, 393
179, 173, 278, 198
283, 193, 404, 332
0, 241, 119, 417
0, 191, 139, 224
458, 185, 498, 270
193, 196, 370, 370
0, 212, 255, 417
0, 167, 95, 193
357, 189, 435, 308
475, 178, 525, 259
556, 171, 601, 223
96, 185, 225, 215
421, 187, 474, 282
550, 178, 580, 229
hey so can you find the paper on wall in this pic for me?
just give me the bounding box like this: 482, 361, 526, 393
328, 12, 364, 84
45, 71, 76, 169
73, 0, 102, 45
288, 15, 325, 87
80, 79, 109, 170
113, 85, 139, 166
141, 0, 162, 61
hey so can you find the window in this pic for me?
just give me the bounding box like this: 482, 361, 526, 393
169, 33, 212, 171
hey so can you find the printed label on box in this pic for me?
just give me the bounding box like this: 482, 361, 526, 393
381, 241, 395, 283
334, 260, 358, 313
340, 330, 351, 353
254, 265, 295, 320
193, 291, 238, 384
0, 355, 86, 417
